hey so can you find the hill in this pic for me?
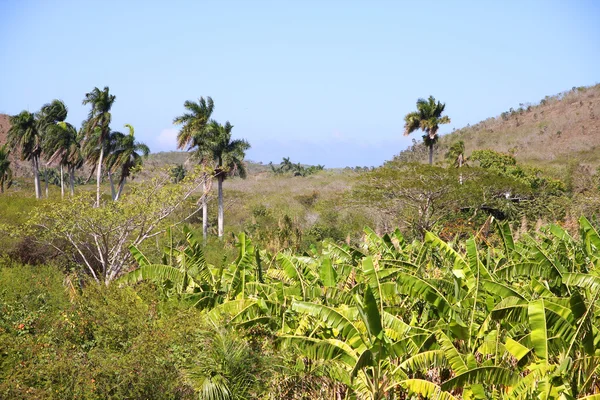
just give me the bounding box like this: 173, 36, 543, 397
396, 84, 600, 171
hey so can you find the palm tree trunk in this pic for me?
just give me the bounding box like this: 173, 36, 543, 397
114, 178, 125, 201
108, 171, 116, 200
218, 175, 224, 239
60, 164, 64, 199
96, 145, 104, 207
428, 144, 434, 165
44, 167, 49, 198
69, 165, 75, 196
202, 176, 208, 243
33, 157, 41, 199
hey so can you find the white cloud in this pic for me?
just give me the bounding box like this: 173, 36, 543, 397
154, 128, 178, 151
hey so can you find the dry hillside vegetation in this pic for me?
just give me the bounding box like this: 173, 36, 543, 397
400, 84, 600, 168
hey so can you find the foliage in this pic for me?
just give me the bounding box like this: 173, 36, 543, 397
4, 215, 600, 398
0, 264, 198, 399
270, 157, 325, 177
17, 167, 211, 284
117, 216, 600, 399
170, 164, 187, 183
104, 124, 150, 200
471, 149, 565, 194
354, 161, 534, 237
445, 140, 467, 168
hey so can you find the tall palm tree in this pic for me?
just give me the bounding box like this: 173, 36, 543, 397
7, 110, 43, 198
44, 121, 84, 197
445, 140, 467, 184
82, 128, 119, 198
0, 144, 13, 193
204, 120, 250, 239
38, 100, 69, 198
82, 86, 116, 207
173, 96, 215, 241
404, 96, 451, 165
105, 124, 150, 201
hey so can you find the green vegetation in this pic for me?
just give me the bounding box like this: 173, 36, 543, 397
3, 218, 600, 398
269, 157, 325, 176
1, 84, 600, 398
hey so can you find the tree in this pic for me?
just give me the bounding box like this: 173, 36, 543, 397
22, 167, 211, 284
204, 120, 250, 239
170, 164, 186, 183
445, 140, 467, 184
38, 100, 69, 198
0, 144, 13, 193
82, 86, 116, 207
404, 96, 451, 165
173, 96, 215, 241
7, 110, 43, 198
82, 128, 119, 198
105, 124, 150, 201
44, 121, 84, 197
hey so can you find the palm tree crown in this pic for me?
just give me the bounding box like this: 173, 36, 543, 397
38, 99, 68, 131
173, 96, 215, 151
7, 110, 41, 162
205, 120, 250, 179
44, 121, 84, 196
105, 124, 150, 200
45, 122, 83, 168
82, 87, 115, 137
404, 96, 451, 164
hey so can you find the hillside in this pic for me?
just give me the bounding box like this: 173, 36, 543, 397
397, 84, 600, 171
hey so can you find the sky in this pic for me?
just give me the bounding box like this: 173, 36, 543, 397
0, 0, 598, 168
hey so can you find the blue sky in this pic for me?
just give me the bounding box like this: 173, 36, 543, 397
0, 0, 598, 167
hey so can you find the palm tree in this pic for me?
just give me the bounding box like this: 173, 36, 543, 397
0, 144, 13, 193
170, 164, 186, 183
82, 128, 119, 198
38, 100, 69, 198
204, 121, 250, 239
173, 96, 215, 241
44, 121, 84, 197
404, 96, 451, 165
105, 124, 150, 201
445, 140, 467, 184
82, 86, 116, 207
7, 110, 43, 198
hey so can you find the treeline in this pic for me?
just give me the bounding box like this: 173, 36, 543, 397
3, 88, 148, 202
